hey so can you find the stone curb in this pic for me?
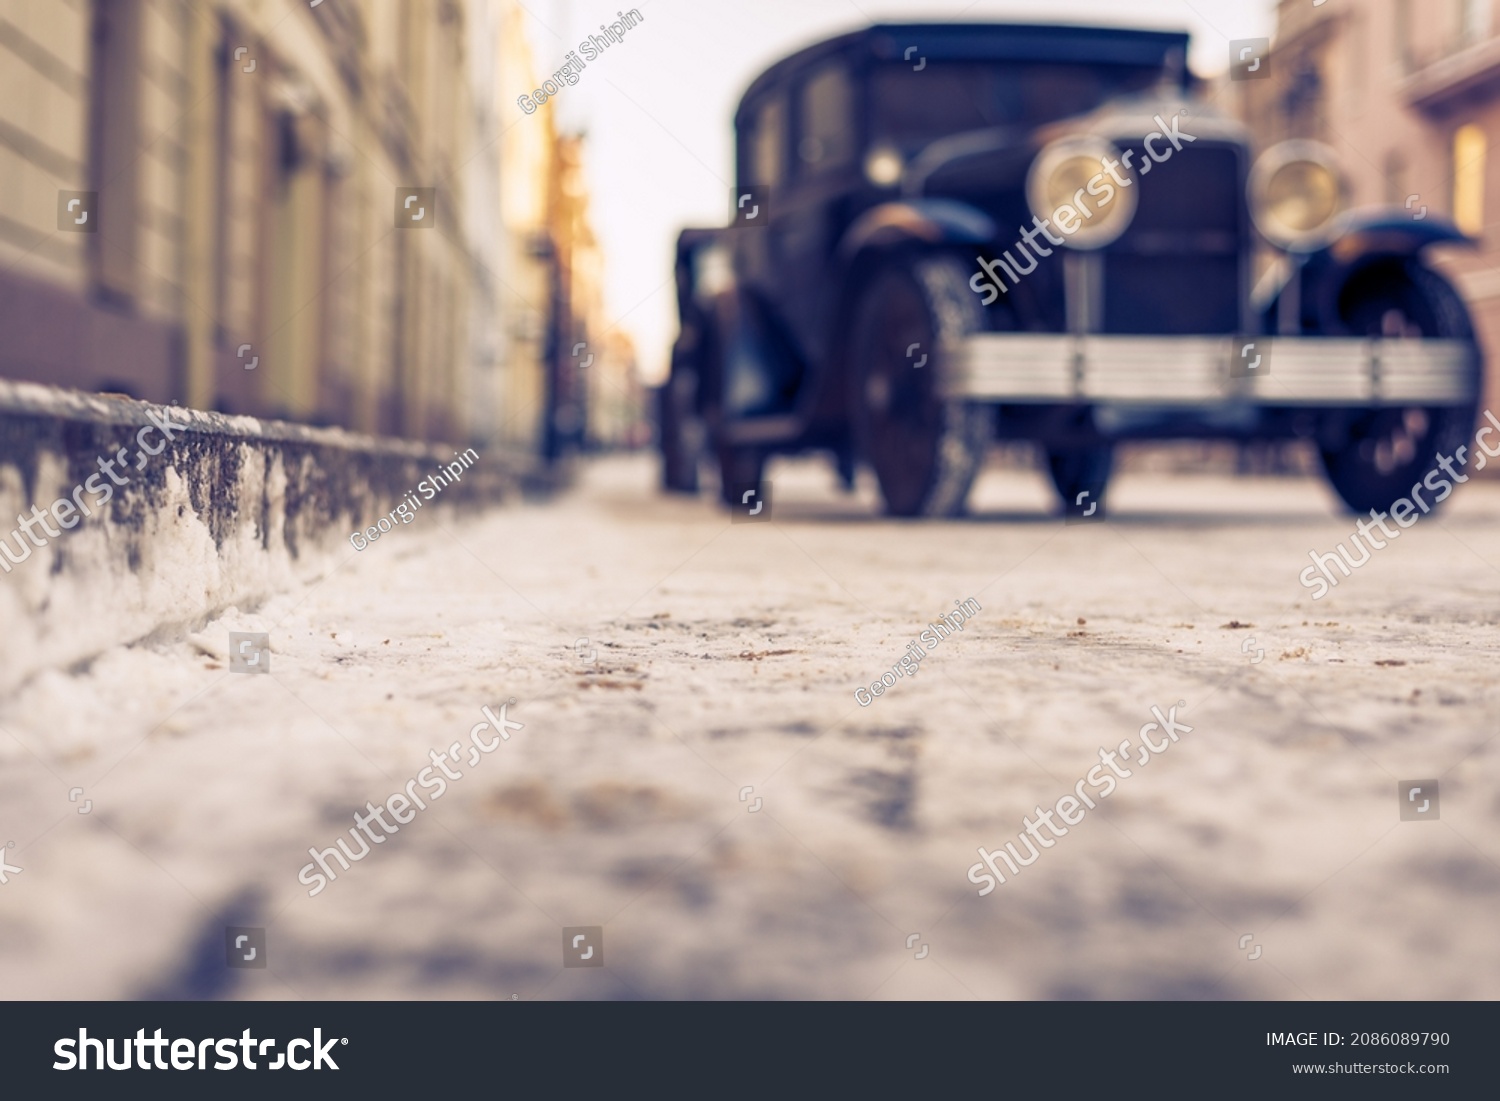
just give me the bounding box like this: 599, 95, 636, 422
0, 380, 517, 696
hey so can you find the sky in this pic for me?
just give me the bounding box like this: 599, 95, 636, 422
516, 0, 1278, 385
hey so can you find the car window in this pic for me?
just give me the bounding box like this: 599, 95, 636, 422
743, 95, 787, 187
797, 65, 855, 175
869, 61, 1162, 149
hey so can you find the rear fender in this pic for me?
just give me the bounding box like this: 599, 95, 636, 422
718, 287, 806, 421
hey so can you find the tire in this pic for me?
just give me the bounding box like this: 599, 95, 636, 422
1044, 445, 1114, 518
717, 443, 765, 508
658, 373, 701, 494
1318, 264, 1481, 515
849, 255, 991, 517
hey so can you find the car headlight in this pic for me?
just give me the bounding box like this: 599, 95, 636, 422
864, 144, 904, 188
1249, 140, 1347, 250
1025, 137, 1136, 250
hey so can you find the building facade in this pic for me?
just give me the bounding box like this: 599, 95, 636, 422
0, 0, 582, 453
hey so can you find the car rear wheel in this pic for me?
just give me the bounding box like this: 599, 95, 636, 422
849, 256, 991, 517
1319, 265, 1480, 515
1044, 445, 1114, 518
658, 371, 702, 494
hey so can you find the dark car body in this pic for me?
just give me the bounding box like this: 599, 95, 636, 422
659, 22, 1483, 518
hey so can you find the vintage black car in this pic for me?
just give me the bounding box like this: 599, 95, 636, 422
657, 22, 1483, 518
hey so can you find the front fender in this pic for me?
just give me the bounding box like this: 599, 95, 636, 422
1259, 207, 1476, 333
805, 200, 997, 446
1316, 207, 1473, 266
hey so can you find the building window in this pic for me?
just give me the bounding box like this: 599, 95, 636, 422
1394, 0, 1413, 71
87, 0, 144, 304
1453, 123, 1487, 236
1281, 58, 1323, 139
1384, 150, 1407, 205
1349, 14, 1366, 95
1462, 0, 1491, 45
213, 21, 235, 340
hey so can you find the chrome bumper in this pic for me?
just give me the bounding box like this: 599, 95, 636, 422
943, 334, 1478, 405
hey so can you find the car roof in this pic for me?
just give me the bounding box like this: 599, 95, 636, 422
735, 22, 1191, 124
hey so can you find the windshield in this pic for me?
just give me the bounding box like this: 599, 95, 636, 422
870, 61, 1166, 148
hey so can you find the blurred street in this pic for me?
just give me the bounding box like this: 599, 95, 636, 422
2, 455, 1497, 1000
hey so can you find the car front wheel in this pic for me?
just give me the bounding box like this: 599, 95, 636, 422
1319, 264, 1480, 515
849, 256, 991, 517
717, 442, 765, 508
1044, 445, 1114, 519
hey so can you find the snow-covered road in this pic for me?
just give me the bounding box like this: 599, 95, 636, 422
2, 454, 1498, 999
